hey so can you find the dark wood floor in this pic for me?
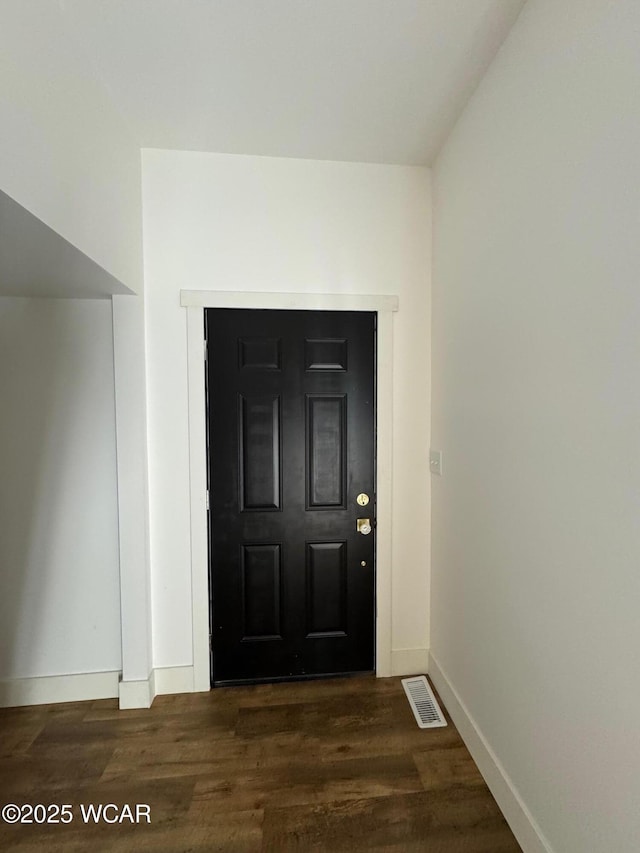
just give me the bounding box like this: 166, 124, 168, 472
0, 676, 521, 852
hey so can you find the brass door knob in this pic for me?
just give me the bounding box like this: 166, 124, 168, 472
357, 518, 372, 535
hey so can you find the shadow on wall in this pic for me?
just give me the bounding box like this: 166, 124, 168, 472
0, 298, 121, 682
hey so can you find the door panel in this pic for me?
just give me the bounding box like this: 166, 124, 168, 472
206, 308, 375, 684
306, 542, 347, 637
306, 394, 346, 508
241, 543, 282, 641
239, 394, 282, 510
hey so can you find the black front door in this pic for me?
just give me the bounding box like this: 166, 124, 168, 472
205, 308, 376, 685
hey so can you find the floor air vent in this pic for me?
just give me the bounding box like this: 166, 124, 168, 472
402, 675, 447, 729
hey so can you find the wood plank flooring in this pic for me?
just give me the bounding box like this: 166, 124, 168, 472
0, 676, 521, 852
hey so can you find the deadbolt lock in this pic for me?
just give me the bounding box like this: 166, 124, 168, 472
357, 518, 372, 535
356, 493, 370, 506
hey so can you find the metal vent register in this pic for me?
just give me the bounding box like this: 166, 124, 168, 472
402, 676, 447, 729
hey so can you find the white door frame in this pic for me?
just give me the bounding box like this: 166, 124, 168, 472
181, 290, 398, 691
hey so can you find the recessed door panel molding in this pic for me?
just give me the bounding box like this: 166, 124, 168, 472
306, 394, 347, 510
306, 541, 347, 638
241, 544, 282, 641
238, 337, 282, 370
239, 394, 282, 511
305, 338, 347, 371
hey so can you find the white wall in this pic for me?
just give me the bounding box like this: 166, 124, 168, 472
432, 1, 640, 851
0, 0, 142, 293
142, 150, 431, 670
0, 298, 121, 680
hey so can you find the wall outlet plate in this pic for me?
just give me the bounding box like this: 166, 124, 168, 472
429, 449, 442, 476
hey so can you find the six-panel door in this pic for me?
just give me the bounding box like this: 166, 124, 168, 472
206, 309, 375, 684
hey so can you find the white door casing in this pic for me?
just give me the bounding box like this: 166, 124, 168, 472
182, 289, 398, 691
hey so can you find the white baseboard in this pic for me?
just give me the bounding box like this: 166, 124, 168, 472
154, 665, 194, 696
0, 670, 119, 708
390, 647, 430, 676
118, 674, 155, 709
119, 665, 197, 709
0, 665, 199, 711
428, 652, 554, 853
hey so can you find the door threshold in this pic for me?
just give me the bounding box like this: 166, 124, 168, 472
213, 670, 374, 688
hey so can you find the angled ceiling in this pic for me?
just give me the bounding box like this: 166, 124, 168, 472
60, 0, 526, 166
